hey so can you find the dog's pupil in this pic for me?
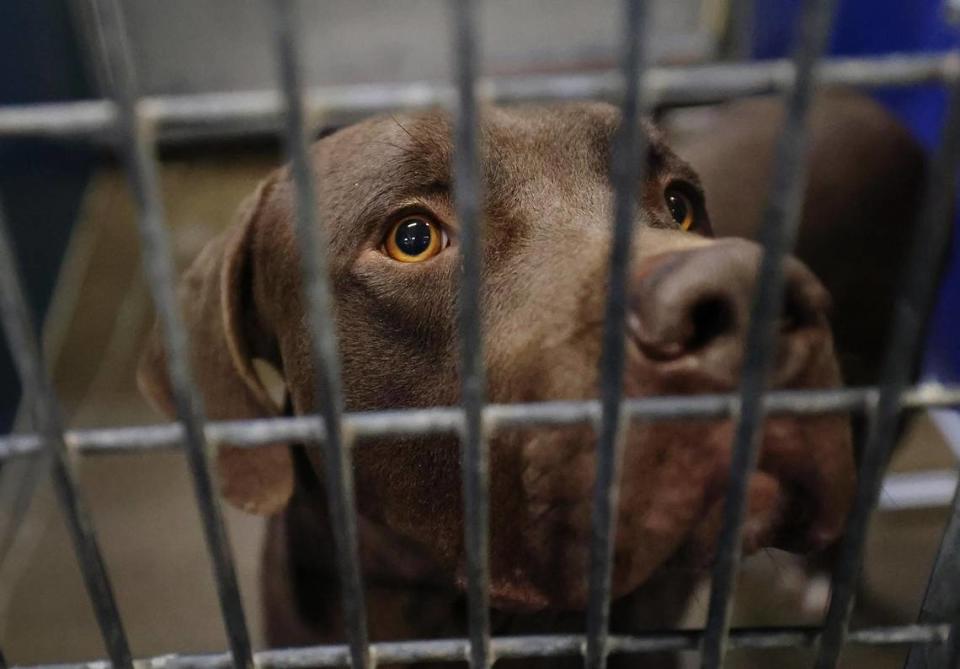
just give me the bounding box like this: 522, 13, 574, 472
395, 219, 432, 255
667, 192, 687, 224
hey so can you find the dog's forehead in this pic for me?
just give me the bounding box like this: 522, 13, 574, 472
318, 102, 676, 183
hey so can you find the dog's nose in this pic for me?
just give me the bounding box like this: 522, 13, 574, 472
629, 239, 831, 387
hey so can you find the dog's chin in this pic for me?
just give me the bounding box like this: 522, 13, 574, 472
643, 413, 853, 576
491, 412, 851, 614
677, 470, 793, 571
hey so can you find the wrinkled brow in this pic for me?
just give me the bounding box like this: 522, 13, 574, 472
323, 114, 454, 252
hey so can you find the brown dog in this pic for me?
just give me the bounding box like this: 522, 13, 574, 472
138, 103, 856, 665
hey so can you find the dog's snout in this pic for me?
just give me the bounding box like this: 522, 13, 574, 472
629, 239, 831, 387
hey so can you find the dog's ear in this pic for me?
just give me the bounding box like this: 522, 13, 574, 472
137, 176, 294, 515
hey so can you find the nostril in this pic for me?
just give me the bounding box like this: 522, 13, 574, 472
687, 296, 736, 353
782, 282, 824, 334
781, 259, 831, 335
780, 291, 803, 334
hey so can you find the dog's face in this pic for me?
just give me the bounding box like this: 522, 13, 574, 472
140, 103, 855, 611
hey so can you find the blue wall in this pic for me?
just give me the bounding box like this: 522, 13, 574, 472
0, 1, 95, 430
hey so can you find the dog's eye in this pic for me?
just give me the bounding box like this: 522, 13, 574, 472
384, 217, 448, 262
665, 187, 695, 231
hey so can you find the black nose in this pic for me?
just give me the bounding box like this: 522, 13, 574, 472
629, 239, 831, 387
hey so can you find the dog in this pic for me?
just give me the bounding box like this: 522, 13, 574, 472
138, 102, 858, 667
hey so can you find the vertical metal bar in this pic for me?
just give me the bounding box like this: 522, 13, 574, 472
584, 2, 651, 668
700, 0, 839, 667
88, 1, 252, 667
826, 53, 960, 669
906, 468, 960, 669
949, 0, 960, 26
720, 0, 756, 61
449, 1, 490, 668
0, 199, 132, 668
268, 2, 370, 668
946, 630, 960, 669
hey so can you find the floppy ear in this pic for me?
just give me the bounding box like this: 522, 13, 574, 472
137, 176, 294, 515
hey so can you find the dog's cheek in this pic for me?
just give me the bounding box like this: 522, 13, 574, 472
332, 280, 459, 412
514, 425, 600, 606
499, 421, 720, 609
614, 421, 727, 593
351, 435, 465, 567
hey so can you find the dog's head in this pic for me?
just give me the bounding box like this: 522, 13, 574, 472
139, 103, 855, 611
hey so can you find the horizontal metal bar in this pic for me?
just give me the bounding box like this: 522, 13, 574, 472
879, 470, 960, 510
2, 384, 959, 459
0, 99, 115, 138
0, 53, 951, 141
6, 624, 949, 669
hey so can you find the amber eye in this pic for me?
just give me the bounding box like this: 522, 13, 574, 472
384, 217, 447, 262
665, 187, 696, 231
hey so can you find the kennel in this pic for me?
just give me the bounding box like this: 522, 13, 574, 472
1, 0, 960, 668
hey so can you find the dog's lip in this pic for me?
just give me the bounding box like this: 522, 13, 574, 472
687, 470, 786, 568
682, 418, 848, 566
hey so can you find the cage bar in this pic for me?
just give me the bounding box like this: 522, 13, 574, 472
267, 1, 370, 668
893, 57, 960, 669
85, 1, 253, 666
0, 54, 951, 143
906, 464, 960, 669
584, 2, 652, 668
720, 0, 756, 61
448, 0, 493, 667
3, 624, 952, 669
818, 51, 960, 669
2, 385, 960, 460
0, 199, 132, 668
700, 0, 839, 666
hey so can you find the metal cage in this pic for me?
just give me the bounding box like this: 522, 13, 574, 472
1, 0, 960, 667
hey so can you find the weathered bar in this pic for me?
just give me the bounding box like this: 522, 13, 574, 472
87, 1, 252, 666
585, 2, 652, 668
267, 1, 370, 667
700, 0, 839, 665
5, 624, 951, 669
448, 0, 493, 667
820, 51, 960, 669
0, 199, 132, 666
0, 55, 950, 141
2, 385, 959, 460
